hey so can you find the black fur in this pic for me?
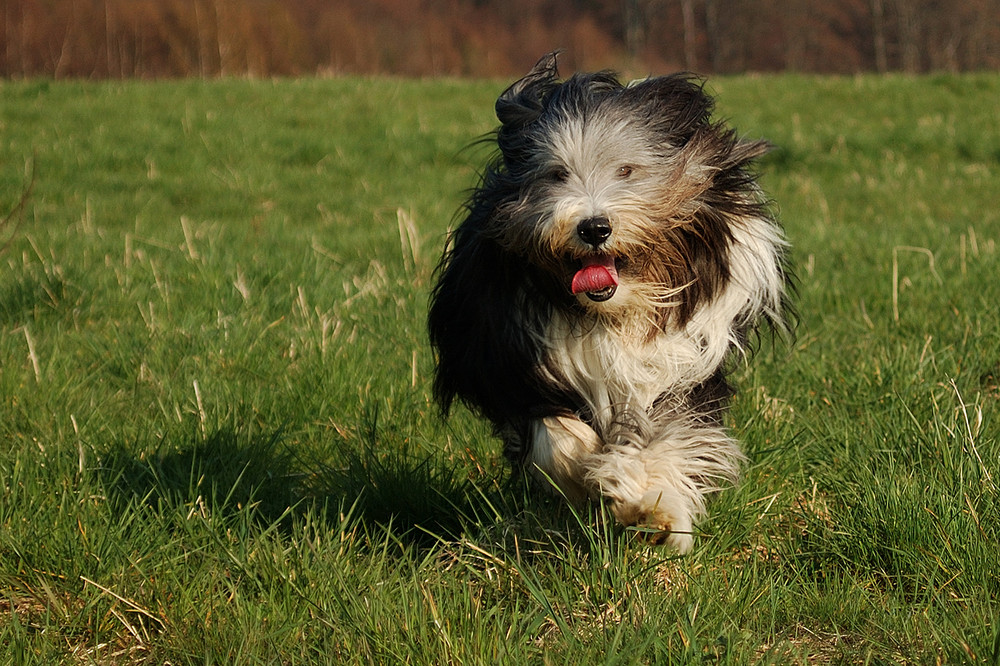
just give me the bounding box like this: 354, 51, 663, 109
428, 52, 787, 457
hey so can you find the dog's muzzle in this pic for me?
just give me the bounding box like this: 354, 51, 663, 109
571, 217, 619, 301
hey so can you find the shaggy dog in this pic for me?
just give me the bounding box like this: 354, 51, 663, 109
428, 53, 790, 552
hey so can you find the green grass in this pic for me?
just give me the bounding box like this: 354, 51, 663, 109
1, 73, 998, 664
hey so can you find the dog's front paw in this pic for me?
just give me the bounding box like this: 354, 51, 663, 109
612, 489, 694, 553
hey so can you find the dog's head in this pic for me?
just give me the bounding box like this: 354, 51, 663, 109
481, 52, 772, 324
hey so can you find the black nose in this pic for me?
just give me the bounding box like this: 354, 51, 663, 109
577, 217, 612, 247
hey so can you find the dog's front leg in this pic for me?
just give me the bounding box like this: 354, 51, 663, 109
587, 452, 698, 553
584, 418, 743, 553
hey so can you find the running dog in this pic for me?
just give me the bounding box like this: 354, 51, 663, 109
428, 53, 790, 551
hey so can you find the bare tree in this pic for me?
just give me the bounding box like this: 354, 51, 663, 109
895, 0, 921, 71
704, 0, 720, 71
871, 0, 888, 72
680, 0, 697, 69
781, 0, 808, 70
623, 0, 646, 58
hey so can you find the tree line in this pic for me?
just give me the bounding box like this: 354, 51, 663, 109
2, 0, 997, 78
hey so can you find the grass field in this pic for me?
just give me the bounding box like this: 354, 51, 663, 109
1, 73, 999, 664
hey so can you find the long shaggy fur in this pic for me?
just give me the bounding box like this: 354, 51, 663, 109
428, 52, 790, 552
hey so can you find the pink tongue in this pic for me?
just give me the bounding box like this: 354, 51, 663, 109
571, 256, 619, 295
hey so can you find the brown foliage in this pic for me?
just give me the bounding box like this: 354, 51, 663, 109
1, 0, 998, 78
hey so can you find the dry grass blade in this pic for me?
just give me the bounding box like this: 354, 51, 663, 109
1, 155, 35, 255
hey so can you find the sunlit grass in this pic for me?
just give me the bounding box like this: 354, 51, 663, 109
1, 73, 998, 663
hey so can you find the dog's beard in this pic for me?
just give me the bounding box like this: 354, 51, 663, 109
497, 209, 699, 331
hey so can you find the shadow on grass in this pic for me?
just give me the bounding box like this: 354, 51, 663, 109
97, 411, 612, 552
301, 409, 517, 547
97, 419, 516, 547
99, 427, 300, 525
304, 447, 500, 546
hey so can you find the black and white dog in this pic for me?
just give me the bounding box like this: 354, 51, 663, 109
428, 53, 790, 551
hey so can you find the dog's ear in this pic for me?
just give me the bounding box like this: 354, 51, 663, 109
625, 74, 716, 141
631, 75, 773, 167
495, 51, 560, 128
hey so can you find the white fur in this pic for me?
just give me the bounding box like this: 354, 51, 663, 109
526, 214, 783, 553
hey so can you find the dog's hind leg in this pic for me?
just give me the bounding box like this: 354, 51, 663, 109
524, 415, 603, 503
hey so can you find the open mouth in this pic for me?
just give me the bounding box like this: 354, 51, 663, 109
583, 284, 617, 302
571, 254, 619, 302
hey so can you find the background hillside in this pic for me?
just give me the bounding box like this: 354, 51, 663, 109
3, 0, 999, 78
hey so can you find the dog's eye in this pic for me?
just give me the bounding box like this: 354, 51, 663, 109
548, 167, 570, 182
616, 165, 634, 179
